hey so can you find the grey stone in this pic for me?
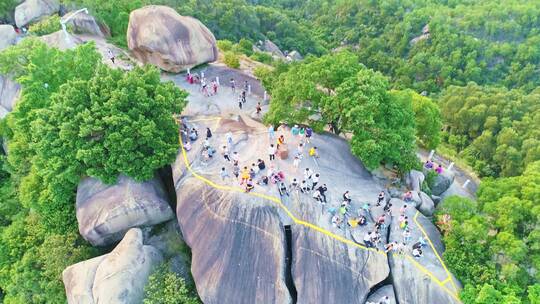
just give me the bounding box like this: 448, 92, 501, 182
407, 169, 425, 192
15, 0, 59, 28
63, 10, 110, 37
440, 180, 474, 201
418, 191, 435, 217
127, 5, 218, 73
76, 175, 174, 246
0, 25, 17, 51
431, 170, 455, 196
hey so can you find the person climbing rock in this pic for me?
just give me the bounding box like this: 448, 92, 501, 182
256, 102, 262, 114
312, 189, 323, 203
206, 127, 212, 138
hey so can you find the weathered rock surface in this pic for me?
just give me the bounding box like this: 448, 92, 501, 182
0, 25, 17, 51
260, 39, 285, 59
407, 169, 425, 192
366, 285, 396, 304
173, 117, 290, 303
63, 255, 106, 304
15, 0, 59, 28
39, 30, 83, 50
93, 228, 163, 303
63, 228, 162, 304
63, 10, 110, 37
76, 175, 174, 246
418, 191, 435, 217
440, 180, 475, 201
0, 75, 21, 119
387, 199, 461, 304
127, 5, 218, 72
430, 170, 455, 196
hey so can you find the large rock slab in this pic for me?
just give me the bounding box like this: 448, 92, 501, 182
387, 199, 461, 304
15, 0, 59, 28
63, 10, 110, 37
440, 180, 475, 201
417, 191, 435, 217
176, 178, 291, 304
0, 25, 17, 51
76, 175, 174, 246
62, 228, 162, 304
431, 170, 455, 196
127, 5, 218, 72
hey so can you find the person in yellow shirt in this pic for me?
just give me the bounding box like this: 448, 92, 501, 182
309, 146, 319, 158
240, 167, 250, 185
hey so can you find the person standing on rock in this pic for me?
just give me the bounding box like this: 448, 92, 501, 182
300, 180, 309, 193
238, 94, 243, 109
304, 168, 313, 182
268, 125, 275, 140
293, 156, 301, 171
309, 146, 319, 158
268, 144, 276, 161
257, 159, 266, 171
107, 49, 115, 64
241, 90, 247, 103
212, 80, 218, 95
220, 167, 230, 180
221, 145, 231, 162
363, 231, 374, 248
230, 78, 236, 93
311, 173, 320, 190
317, 184, 328, 203
232, 163, 240, 179
403, 228, 412, 244
305, 127, 313, 143
256, 102, 262, 115
343, 191, 351, 203
279, 182, 289, 196
377, 191, 385, 206
226, 131, 233, 145
206, 127, 212, 138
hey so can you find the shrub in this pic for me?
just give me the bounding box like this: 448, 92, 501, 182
224, 51, 240, 69
250, 52, 273, 64
28, 15, 62, 36
143, 262, 200, 304
237, 38, 253, 56
217, 39, 234, 52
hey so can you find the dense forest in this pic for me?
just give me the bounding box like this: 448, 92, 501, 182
0, 0, 539, 303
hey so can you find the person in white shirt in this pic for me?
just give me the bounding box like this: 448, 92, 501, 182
311, 173, 320, 190
268, 144, 277, 161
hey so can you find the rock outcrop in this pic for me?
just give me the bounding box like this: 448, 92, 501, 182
410, 24, 431, 45
286, 50, 302, 61
430, 170, 455, 196
63, 10, 110, 37
76, 175, 174, 246
387, 199, 461, 304
63, 228, 162, 304
127, 5, 218, 72
440, 180, 475, 201
0, 25, 17, 51
15, 0, 59, 28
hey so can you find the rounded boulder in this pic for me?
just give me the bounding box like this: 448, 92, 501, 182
127, 5, 218, 73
